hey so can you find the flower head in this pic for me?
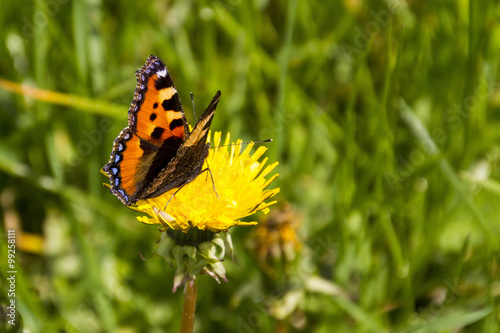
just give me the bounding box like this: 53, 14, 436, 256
247, 203, 302, 278
132, 131, 279, 232
103, 131, 279, 291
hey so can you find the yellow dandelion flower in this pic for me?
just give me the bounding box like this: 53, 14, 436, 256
103, 130, 278, 291
131, 131, 279, 232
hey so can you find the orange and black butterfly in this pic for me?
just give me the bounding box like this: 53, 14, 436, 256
103, 55, 220, 205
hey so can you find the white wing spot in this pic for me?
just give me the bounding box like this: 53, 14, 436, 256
157, 68, 167, 77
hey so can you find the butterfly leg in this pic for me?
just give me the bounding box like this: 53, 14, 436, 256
200, 166, 220, 199
162, 166, 219, 211
163, 183, 188, 211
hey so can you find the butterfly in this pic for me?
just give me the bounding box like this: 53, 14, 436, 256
103, 55, 220, 205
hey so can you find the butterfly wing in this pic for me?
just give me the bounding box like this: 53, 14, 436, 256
103, 55, 189, 205
182, 91, 221, 151
138, 91, 221, 199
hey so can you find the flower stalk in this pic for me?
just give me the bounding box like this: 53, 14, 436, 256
180, 279, 198, 333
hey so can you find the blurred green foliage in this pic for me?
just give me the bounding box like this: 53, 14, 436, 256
1, 0, 499, 332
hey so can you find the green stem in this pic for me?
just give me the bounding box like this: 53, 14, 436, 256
180, 279, 198, 333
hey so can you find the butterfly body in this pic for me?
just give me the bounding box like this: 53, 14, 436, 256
103, 55, 220, 205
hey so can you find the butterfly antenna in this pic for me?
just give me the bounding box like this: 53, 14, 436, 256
212, 139, 273, 148
190, 92, 198, 122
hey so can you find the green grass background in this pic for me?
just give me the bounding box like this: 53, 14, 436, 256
1, 0, 499, 332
